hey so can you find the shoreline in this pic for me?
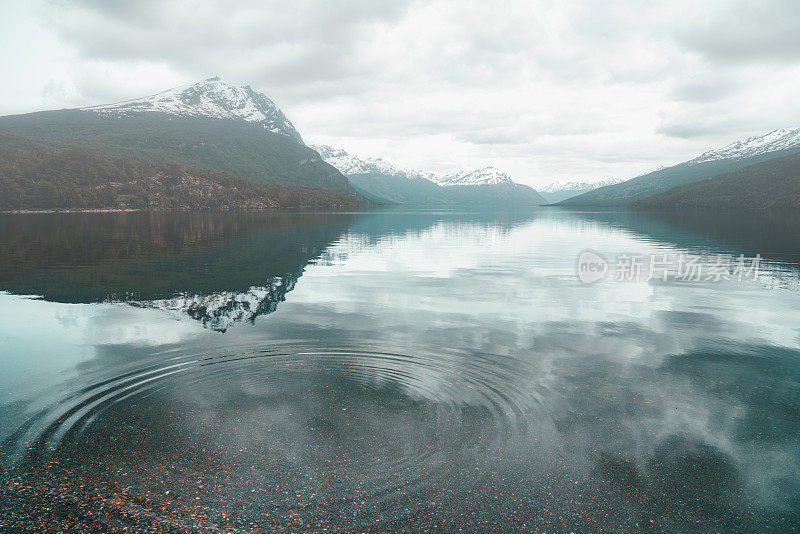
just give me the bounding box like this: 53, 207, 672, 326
1, 206, 362, 215
2, 208, 149, 214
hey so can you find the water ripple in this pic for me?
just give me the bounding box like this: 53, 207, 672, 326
2, 342, 543, 528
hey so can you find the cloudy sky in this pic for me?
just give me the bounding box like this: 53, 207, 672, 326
2, 0, 799, 187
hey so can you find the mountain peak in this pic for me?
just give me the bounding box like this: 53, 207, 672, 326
310, 145, 425, 179
313, 145, 527, 188
82, 78, 303, 144
540, 177, 625, 193
690, 127, 800, 165
311, 145, 349, 160
430, 166, 516, 187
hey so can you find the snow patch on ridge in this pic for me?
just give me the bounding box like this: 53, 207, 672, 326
540, 177, 624, 193
311, 145, 428, 180
83, 77, 304, 144
428, 166, 515, 187
690, 128, 800, 165
313, 146, 521, 187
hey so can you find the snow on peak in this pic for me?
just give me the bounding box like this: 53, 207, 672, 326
313, 146, 523, 187
311, 145, 427, 179
690, 127, 800, 165
540, 177, 624, 193
429, 166, 515, 187
82, 77, 303, 144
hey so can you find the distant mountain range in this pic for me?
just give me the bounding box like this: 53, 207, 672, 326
312, 145, 546, 207
557, 128, 800, 208
430, 167, 516, 187
314, 126, 800, 210
1, 76, 798, 212
538, 178, 625, 203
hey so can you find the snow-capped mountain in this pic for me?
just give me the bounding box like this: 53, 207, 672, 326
429, 166, 515, 187
540, 177, 624, 193
558, 126, 800, 206
312, 145, 427, 179
313, 146, 519, 187
538, 178, 627, 203
690, 127, 800, 165
312, 145, 545, 206
83, 77, 304, 144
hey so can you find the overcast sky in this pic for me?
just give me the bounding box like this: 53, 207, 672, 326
2, 0, 799, 187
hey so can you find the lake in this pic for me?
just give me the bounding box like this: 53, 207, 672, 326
1, 208, 799, 532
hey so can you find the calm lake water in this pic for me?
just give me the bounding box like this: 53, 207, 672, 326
0, 208, 799, 532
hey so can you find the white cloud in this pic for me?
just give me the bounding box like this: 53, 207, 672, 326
1, 0, 799, 187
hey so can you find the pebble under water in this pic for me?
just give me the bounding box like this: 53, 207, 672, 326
1, 209, 799, 532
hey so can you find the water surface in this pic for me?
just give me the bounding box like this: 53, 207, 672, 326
0, 209, 799, 532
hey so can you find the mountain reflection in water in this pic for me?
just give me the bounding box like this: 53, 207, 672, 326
0, 211, 355, 331
0, 208, 798, 532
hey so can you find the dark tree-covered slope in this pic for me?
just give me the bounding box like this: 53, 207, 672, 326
0, 135, 360, 211
0, 110, 354, 194
632, 151, 800, 210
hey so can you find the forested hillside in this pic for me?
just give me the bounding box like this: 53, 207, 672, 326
0, 135, 360, 211
0, 110, 354, 194
632, 151, 800, 210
